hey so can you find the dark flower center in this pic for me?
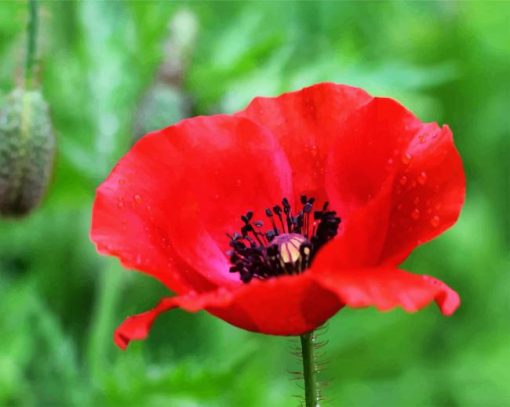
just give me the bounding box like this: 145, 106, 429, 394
227, 196, 341, 283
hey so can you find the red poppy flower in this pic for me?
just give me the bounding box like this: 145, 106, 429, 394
90, 83, 465, 350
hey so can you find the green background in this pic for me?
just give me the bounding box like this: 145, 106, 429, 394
1, 1, 509, 406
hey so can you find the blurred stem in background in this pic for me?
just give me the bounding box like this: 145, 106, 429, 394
25, 0, 38, 88
86, 262, 124, 381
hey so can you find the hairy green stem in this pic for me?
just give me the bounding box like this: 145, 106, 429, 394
25, 0, 39, 88
300, 331, 320, 407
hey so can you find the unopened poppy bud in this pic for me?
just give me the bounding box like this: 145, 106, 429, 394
0, 88, 55, 217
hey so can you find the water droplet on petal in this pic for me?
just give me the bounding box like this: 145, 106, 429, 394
418, 134, 426, 144
117, 200, 124, 209
399, 175, 408, 185
431, 215, 440, 228
402, 153, 412, 165
417, 171, 428, 185
413, 197, 420, 205
134, 194, 142, 204
411, 208, 420, 220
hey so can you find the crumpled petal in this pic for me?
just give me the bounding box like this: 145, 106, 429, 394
115, 268, 458, 349
114, 290, 233, 349
314, 268, 460, 315
114, 272, 342, 349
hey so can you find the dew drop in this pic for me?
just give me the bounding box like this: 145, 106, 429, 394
134, 194, 142, 204
387, 158, 394, 165
118, 178, 126, 185
397, 203, 403, 211
413, 196, 420, 205
399, 175, 408, 185
417, 171, 428, 185
418, 134, 426, 144
117, 200, 125, 209
430, 215, 440, 228
411, 208, 420, 220
402, 153, 412, 165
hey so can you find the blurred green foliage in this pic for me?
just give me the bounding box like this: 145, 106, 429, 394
1, 1, 509, 406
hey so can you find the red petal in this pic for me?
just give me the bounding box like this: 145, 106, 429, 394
114, 290, 232, 350
115, 266, 459, 349
208, 274, 341, 335
325, 97, 465, 266
91, 115, 292, 291
380, 124, 466, 264
318, 174, 396, 269
114, 274, 342, 349
314, 267, 460, 315
92, 185, 205, 293
237, 83, 372, 205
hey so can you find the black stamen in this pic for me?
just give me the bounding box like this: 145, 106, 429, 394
227, 196, 341, 284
